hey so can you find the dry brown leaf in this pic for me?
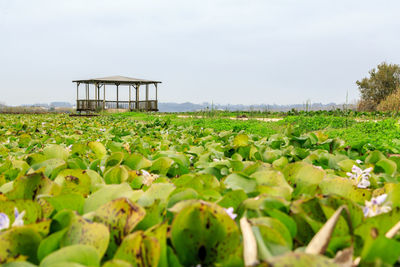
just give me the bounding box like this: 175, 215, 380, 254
240, 217, 259, 266
305, 205, 347, 255
385, 220, 400, 238
333, 246, 353, 267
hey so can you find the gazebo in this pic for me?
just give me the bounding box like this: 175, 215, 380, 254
73, 76, 161, 112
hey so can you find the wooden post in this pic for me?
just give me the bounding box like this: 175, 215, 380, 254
136, 85, 140, 111
96, 83, 100, 108
103, 84, 106, 110
76, 83, 79, 111
86, 83, 89, 110
155, 83, 158, 111
146, 84, 149, 111
95, 83, 98, 109
116, 84, 119, 109
129, 85, 132, 111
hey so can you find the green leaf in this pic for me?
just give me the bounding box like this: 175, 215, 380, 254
104, 166, 129, 184
150, 157, 174, 175
37, 229, 68, 261
93, 198, 146, 258
361, 236, 400, 265
40, 244, 100, 267
6, 172, 59, 200
375, 159, 397, 175
365, 150, 386, 164
319, 176, 371, 204
250, 217, 292, 255
124, 153, 152, 170
251, 170, 293, 200
0, 226, 42, 264
167, 188, 199, 208
137, 183, 175, 207
283, 162, 325, 197
54, 169, 92, 197
217, 189, 247, 210
102, 259, 133, 267
88, 141, 107, 160
105, 152, 124, 168
267, 252, 338, 266
43, 145, 69, 161
223, 173, 257, 194
83, 183, 137, 214
31, 159, 67, 179
45, 193, 85, 213
61, 215, 110, 258
113, 231, 160, 267
233, 134, 249, 147
336, 159, 356, 172
0, 199, 42, 225
170, 200, 240, 266
3, 262, 38, 267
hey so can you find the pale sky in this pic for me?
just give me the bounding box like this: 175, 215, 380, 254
1, 0, 399, 106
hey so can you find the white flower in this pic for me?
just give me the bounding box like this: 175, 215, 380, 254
99, 128, 106, 132
224, 207, 237, 220
141, 170, 159, 186
0, 208, 25, 231
363, 194, 391, 217
356, 159, 363, 164
13, 208, 25, 227
347, 165, 373, 188
213, 158, 220, 162
0, 213, 10, 231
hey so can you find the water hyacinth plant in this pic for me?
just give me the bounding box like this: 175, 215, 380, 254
224, 207, 237, 220
347, 165, 373, 188
1, 114, 400, 265
363, 194, 392, 217
0, 208, 25, 231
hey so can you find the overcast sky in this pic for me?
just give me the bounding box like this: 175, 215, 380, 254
1, 0, 399, 106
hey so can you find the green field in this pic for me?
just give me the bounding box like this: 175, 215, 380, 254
1, 113, 400, 266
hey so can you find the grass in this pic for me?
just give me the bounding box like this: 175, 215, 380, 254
115, 112, 400, 153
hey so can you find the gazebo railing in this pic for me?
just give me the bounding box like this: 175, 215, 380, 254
77, 100, 158, 112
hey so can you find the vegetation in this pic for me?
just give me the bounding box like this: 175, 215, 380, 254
377, 89, 400, 112
1, 114, 400, 266
357, 62, 400, 111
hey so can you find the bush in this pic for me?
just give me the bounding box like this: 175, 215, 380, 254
357, 99, 376, 112
377, 88, 400, 111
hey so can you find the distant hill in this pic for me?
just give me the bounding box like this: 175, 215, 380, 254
50, 102, 73, 108
158, 102, 354, 112
3, 101, 354, 112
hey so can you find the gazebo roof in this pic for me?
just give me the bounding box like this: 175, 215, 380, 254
73, 75, 162, 85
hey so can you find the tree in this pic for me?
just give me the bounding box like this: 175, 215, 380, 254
357, 62, 400, 111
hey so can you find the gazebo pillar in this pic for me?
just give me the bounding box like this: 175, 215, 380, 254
116, 84, 119, 109
145, 84, 149, 111
76, 83, 79, 111
136, 85, 140, 111
95, 83, 98, 109
129, 85, 132, 111
155, 83, 158, 111
86, 84, 89, 111
103, 84, 106, 110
